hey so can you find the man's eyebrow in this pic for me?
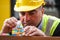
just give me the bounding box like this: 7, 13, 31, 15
29, 10, 36, 12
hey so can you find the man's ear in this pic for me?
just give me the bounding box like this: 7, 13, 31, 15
42, 7, 44, 15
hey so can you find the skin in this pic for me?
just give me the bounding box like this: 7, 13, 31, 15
1, 6, 46, 36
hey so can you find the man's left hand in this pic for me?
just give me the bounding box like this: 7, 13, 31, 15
24, 26, 46, 37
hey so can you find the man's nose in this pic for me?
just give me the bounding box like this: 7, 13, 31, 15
24, 13, 30, 21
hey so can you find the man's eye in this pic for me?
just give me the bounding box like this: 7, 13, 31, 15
29, 12, 35, 15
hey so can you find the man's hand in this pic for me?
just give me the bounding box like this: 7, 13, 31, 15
24, 26, 46, 37
1, 17, 18, 33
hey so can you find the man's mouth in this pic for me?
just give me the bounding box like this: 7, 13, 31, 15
22, 22, 31, 26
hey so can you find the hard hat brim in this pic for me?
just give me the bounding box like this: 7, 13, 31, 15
14, 3, 42, 12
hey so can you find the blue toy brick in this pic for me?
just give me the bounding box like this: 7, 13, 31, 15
20, 29, 24, 32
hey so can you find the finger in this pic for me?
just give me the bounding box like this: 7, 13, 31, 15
24, 26, 30, 32
26, 28, 36, 36
29, 31, 46, 36
6, 19, 14, 27
29, 32, 37, 36
12, 17, 18, 22
10, 18, 17, 27
7, 17, 18, 27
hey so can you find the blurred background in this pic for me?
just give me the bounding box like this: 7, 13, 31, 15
0, 0, 60, 31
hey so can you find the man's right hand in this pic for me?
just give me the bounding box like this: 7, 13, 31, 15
1, 17, 18, 33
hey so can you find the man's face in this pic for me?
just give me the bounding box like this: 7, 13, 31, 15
19, 7, 44, 27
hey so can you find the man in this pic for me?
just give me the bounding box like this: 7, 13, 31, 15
1, 0, 60, 36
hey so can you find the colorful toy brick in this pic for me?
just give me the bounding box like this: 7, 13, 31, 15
12, 21, 24, 36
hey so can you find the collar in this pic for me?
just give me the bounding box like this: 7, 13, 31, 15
38, 19, 43, 30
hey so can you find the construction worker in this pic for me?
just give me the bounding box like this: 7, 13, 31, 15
1, 0, 60, 36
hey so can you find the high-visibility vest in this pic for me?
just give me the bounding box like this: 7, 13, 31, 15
42, 14, 60, 36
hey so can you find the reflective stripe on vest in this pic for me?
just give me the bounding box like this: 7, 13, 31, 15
45, 18, 54, 36
42, 14, 49, 33
50, 19, 60, 36
42, 14, 60, 36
